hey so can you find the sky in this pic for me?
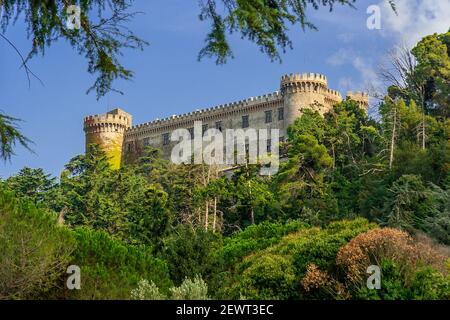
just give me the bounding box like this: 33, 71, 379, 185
0, 0, 449, 178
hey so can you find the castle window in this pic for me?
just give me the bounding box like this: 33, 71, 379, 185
143, 137, 150, 146
267, 139, 272, 152
278, 108, 284, 121
265, 110, 273, 123
242, 115, 249, 128
202, 124, 208, 135
188, 127, 194, 139
163, 133, 170, 146
215, 121, 223, 132
127, 143, 132, 152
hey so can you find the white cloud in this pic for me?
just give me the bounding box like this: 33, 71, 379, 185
380, 0, 450, 47
327, 48, 382, 91
326, 48, 352, 66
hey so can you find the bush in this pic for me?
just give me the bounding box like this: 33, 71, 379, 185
161, 225, 222, 285
302, 228, 450, 300
215, 218, 375, 299
354, 261, 450, 300
131, 276, 209, 300
0, 188, 75, 299
60, 227, 172, 300
131, 280, 165, 300
170, 276, 209, 300
336, 228, 449, 287
238, 254, 296, 300
218, 220, 307, 268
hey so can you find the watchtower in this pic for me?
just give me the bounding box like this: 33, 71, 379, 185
280, 73, 342, 125
83, 108, 132, 169
346, 91, 369, 112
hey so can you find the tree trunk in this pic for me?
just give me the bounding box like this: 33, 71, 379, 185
389, 107, 397, 170
205, 200, 209, 231
213, 197, 217, 233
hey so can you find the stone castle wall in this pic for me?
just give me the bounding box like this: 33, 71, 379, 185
83, 73, 369, 165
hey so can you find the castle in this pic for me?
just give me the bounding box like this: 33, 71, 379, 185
83, 73, 368, 168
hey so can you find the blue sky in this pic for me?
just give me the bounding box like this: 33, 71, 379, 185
1, 0, 449, 178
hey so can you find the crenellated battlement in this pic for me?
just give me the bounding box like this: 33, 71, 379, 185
84, 109, 132, 138
84, 109, 132, 131
280, 73, 329, 95
281, 72, 328, 86
325, 88, 342, 99
127, 91, 282, 133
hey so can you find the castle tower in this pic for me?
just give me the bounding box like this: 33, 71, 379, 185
280, 73, 342, 126
346, 91, 369, 112
83, 108, 132, 169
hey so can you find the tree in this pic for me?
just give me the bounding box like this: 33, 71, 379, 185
5, 167, 57, 205
220, 165, 276, 229
60, 144, 129, 236
129, 185, 172, 251
0, 112, 32, 161
162, 224, 222, 285
275, 132, 333, 219
412, 30, 450, 118
0, 188, 75, 299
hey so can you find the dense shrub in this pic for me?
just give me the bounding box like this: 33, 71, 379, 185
217, 220, 307, 268
354, 261, 450, 300
337, 228, 448, 286
214, 218, 375, 299
302, 228, 450, 300
131, 276, 209, 300
0, 188, 75, 299
170, 276, 209, 300
131, 280, 166, 300
161, 225, 222, 285
59, 227, 172, 300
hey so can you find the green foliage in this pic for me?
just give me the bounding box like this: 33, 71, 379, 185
215, 218, 375, 299
161, 224, 222, 285
170, 276, 210, 300
409, 267, 450, 300
58, 145, 173, 248
219, 165, 277, 229
355, 261, 450, 300
61, 227, 171, 300
0, 188, 75, 299
411, 30, 450, 117
0, 112, 32, 161
361, 173, 450, 245
128, 185, 172, 250
239, 254, 296, 300
131, 276, 209, 300
131, 279, 166, 300
5, 167, 59, 207
217, 220, 307, 268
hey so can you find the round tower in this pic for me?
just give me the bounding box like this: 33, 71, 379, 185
83, 108, 132, 169
280, 73, 341, 125
346, 91, 369, 112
